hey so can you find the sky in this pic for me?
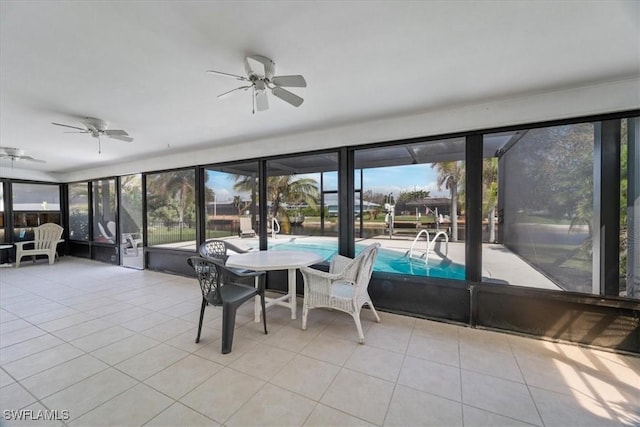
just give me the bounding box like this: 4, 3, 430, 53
206, 164, 447, 204
361, 164, 446, 198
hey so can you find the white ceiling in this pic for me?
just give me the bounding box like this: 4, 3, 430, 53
1, 1, 639, 181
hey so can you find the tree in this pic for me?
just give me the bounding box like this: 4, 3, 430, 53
147, 170, 195, 227
120, 174, 143, 235
361, 190, 387, 219
432, 161, 464, 242
620, 119, 639, 299
396, 189, 430, 214
68, 183, 89, 240
504, 125, 595, 292
483, 158, 498, 243
234, 174, 319, 233
233, 195, 252, 216
361, 190, 387, 206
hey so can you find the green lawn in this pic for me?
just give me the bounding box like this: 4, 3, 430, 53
147, 227, 197, 245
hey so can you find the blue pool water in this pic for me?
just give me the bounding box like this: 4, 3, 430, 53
265, 240, 465, 279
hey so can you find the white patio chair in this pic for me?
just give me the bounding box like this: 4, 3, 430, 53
15, 223, 64, 267
300, 243, 381, 343
122, 233, 142, 256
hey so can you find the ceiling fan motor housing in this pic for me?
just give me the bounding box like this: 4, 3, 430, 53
208, 54, 305, 111
245, 55, 275, 80
82, 117, 108, 132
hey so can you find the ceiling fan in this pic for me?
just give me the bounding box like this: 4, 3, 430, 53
0, 147, 46, 166
51, 117, 133, 153
207, 55, 306, 113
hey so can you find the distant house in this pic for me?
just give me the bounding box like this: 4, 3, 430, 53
205, 202, 238, 216
406, 197, 451, 217
325, 193, 380, 217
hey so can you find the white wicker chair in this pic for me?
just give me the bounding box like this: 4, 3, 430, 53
15, 223, 64, 267
300, 243, 381, 343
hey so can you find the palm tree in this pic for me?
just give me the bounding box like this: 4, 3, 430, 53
234, 174, 318, 233
432, 161, 464, 242
147, 170, 195, 228
483, 158, 499, 243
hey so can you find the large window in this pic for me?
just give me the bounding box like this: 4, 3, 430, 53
622, 117, 639, 299
146, 169, 196, 249
12, 183, 61, 241
483, 124, 595, 292
0, 183, 4, 242
68, 182, 89, 241
265, 153, 338, 260
354, 138, 466, 278
204, 162, 259, 241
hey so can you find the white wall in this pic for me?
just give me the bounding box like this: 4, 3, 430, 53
0, 166, 59, 182
10, 77, 640, 183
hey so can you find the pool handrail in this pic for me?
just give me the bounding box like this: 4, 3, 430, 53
271, 217, 280, 239
407, 229, 449, 263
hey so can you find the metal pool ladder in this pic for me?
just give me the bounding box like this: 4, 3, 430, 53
406, 229, 449, 262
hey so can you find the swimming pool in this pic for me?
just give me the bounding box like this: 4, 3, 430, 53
264, 239, 465, 279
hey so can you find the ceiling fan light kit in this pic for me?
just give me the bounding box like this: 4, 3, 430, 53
208, 54, 306, 113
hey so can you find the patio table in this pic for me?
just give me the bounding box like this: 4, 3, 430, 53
226, 250, 324, 322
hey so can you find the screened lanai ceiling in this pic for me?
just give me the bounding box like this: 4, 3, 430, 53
0, 1, 638, 179
213, 137, 499, 175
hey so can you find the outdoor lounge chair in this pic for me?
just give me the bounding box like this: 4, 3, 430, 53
15, 223, 64, 268
122, 233, 143, 256
188, 256, 267, 354
97, 222, 114, 243
300, 242, 381, 343
239, 216, 256, 238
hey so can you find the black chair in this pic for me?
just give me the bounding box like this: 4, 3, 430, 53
199, 239, 251, 260
199, 239, 229, 262
188, 256, 267, 354
199, 239, 254, 282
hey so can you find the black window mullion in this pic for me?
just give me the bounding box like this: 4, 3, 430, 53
465, 135, 483, 282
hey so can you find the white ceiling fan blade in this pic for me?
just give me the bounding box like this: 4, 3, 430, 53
20, 155, 46, 163
103, 129, 129, 137
272, 87, 304, 107
255, 90, 269, 111
52, 122, 87, 131
0, 147, 46, 163
245, 55, 275, 79
0, 147, 23, 156
218, 85, 251, 98
272, 75, 306, 88
244, 57, 261, 77
207, 70, 250, 82
108, 135, 134, 143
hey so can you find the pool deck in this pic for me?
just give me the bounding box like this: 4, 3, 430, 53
156, 233, 561, 291
358, 236, 559, 290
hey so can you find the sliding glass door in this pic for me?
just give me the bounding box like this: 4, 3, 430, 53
120, 174, 144, 269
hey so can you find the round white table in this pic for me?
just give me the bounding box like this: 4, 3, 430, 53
226, 250, 324, 321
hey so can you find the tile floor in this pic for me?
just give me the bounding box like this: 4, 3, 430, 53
0, 257, 638, 427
